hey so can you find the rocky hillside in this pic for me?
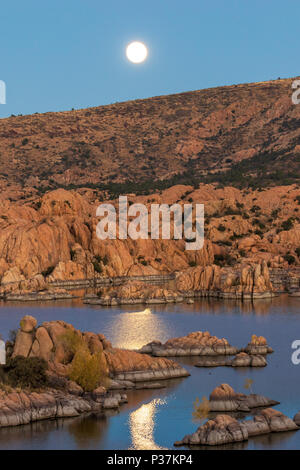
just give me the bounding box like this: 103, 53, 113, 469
0, 77, 300, 201
0, 183, 299, 291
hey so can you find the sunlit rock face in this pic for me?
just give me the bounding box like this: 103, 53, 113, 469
176, 260, 274, 299
0, 181, 300, 296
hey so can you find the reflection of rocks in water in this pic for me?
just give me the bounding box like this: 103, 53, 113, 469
0, 416, 73, 447
176, 429, 299, 450
179, 440, 249, 451
68, 413, 110, 448
249, 429, 298, 449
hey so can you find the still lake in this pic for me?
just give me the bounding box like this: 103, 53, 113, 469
0, 294, 299, 450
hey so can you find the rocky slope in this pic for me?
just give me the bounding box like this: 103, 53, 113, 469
0, 183, 299, 294
0, 77, 299, 200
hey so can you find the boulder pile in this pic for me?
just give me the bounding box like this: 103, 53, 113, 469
174, 408, 298, 447
208, 383, 279, 412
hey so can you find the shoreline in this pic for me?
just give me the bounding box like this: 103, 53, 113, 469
1, 268, 299, 303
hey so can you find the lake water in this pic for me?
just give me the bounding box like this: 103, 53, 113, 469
0, 294, 299, 450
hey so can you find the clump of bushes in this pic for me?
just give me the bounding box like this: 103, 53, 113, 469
59, 330, 108, 392
0, 356, 48, 389
188, 260, 197, 267
41, 265, 55, 277
69, 349, 108, 392
281, 218, 294, 231
92, 260, 102, 273
284, 254, 295, 265
214, 253, 236, 267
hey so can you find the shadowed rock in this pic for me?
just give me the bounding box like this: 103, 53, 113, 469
294, 411, 300, 426
194, 352, 267, 368
0, 389, 128, 428
174, 408, 298, 447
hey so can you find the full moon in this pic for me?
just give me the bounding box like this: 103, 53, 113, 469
126, 41, 148, 64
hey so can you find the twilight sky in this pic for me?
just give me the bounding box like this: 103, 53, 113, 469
0, 0, 299, 117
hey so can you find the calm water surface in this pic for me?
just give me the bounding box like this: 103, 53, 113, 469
0, 294, 299, 450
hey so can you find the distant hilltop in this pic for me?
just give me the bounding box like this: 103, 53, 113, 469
0, 76, 299, 201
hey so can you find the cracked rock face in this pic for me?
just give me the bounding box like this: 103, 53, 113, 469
243, 408, 299, 435
0, 389, 129, 428
174, 414, 249, 447
0, 390, 93, 428
174, 408, 299, 447
231, 352, 267, 367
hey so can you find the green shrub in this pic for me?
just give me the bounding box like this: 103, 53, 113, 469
59, 330, 83, 357
3, 356, 48, 389
92, 260, 102, 273
188, 260, 197, 267
281, 218, 294, 231
284, 254, 295, 265
69, 349, 108, 392
41, 265, 55, 277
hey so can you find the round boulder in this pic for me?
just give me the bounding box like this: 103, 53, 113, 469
20, 315, 37, 333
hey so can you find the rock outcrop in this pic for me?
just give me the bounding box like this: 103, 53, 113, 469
174, 414, 248, 447
174, 408, 298, 447
195, 352, 267, 368
0, 388, 128, 428
231, 352, 267, 367
84, 282, 185, 306
208, 384, 279, 412
243, 335, 273, 355
245, 408, 299, 436
10, 316, 189, 385
176, 261, 274, 300
0, 181, 299, 297
138, 331, 238, 357
293, 411, 300, 426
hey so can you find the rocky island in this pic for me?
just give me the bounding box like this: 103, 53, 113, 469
174, 408, 299, 447
0, 315, 190, 428
208, 383, 279, 412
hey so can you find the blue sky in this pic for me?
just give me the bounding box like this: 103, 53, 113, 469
0, 0, 299, 117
